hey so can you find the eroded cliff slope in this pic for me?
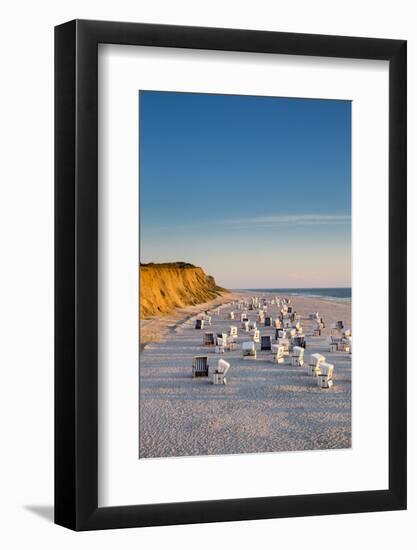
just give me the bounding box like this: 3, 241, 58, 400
140, 262, 228, 319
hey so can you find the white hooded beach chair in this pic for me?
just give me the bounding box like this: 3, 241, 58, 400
274, 318, 282, 329
242, 341, 256, 358
271, 344, 285, 364
291, 346, 305, 366
293, 320, 302, 334
291, 335, 306, 349
345, 336, 352, 354
337, 339, 351, 353
317, 362, 334, 388
203, 332, 215, 346
329, 335, 343, 352
217, 333, 228, 346
252, 329, 260, 343
330, 330, 343, 341
204, 315, 212, 326
308, 353, 326, 376
229, 311, 235, 320
276, 328, 287, 340
249, 320, 257, 330
240, 312, 248, 322
227, 338, 238, 351
213, 359, 230, 385
242, 320, 249, 332
229, 325, 238, 338
331, 323, 343, 337
312, 321, 322, 336
215, 337, 225, 354
192, 356, 209, 378
277, 337, 290, 355
287, 327, 296, 338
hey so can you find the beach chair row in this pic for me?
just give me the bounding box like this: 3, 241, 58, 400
191, 352, 334, 389
202, 330, 306, 355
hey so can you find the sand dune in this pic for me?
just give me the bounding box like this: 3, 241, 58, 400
140, 262, 227, 319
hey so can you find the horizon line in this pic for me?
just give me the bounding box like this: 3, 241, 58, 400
233, 286, 351, 290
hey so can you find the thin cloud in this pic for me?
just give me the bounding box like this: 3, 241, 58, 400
141, 213, 351, 233
220, 214, 351, 228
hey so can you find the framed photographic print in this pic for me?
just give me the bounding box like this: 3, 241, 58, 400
55, 20, 407, 530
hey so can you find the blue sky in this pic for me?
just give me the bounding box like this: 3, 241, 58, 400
139, 91, 351, 288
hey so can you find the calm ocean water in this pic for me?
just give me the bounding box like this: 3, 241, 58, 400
241, 288, 351, 301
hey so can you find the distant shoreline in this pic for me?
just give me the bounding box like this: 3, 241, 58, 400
235, 288, 351, 301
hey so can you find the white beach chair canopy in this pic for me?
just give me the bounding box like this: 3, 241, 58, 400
320, 362, 334, 377
242, 341, 255, 351
217, 359, 230, 375
310, 353, 326, 365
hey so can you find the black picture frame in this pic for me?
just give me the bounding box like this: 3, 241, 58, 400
55, 19, 407, 531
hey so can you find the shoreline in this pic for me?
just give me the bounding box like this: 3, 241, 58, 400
233, 289, 351, 303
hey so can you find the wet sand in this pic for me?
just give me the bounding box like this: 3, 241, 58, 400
139, 294, 351, 458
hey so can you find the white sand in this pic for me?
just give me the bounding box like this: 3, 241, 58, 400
139, 294, 351, 458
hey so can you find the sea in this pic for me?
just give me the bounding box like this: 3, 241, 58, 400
239, 288, 351, 302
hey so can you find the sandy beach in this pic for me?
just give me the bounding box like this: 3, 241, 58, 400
139, 294, 351, 458
140, 291, 246, 346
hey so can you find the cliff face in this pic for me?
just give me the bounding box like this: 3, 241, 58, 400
140, 262, 228, 319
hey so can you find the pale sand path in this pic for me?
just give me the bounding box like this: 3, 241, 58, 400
140, 291, 247, 347
139, 294, 351, 458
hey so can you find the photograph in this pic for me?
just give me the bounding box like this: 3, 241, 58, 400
0, 0, 409, 542
139, 91, 352, 459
